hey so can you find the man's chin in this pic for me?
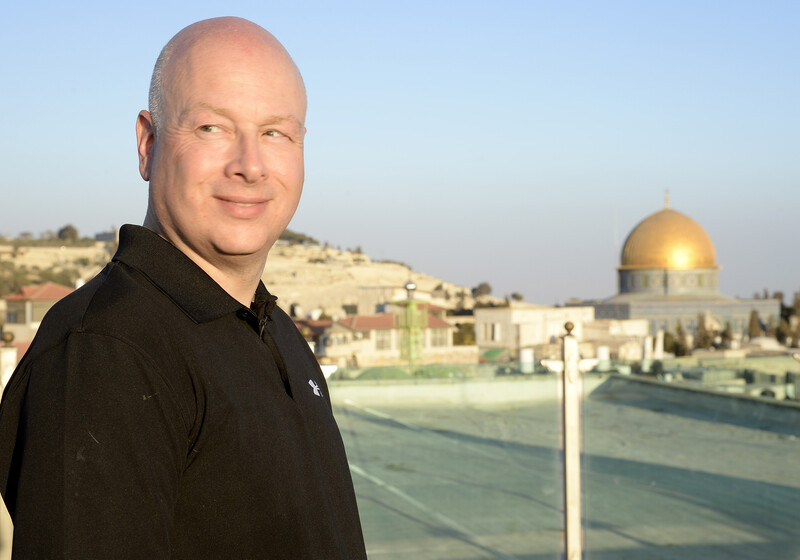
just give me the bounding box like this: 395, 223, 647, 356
211, 239, 276, 260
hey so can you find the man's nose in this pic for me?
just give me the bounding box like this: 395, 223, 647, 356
226, 133, 268, 183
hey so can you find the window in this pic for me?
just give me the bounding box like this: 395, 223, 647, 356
429, 329, 448, 347
482, 322, 501, 342
375, 330, 391, 350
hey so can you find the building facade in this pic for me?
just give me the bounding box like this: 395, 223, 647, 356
317, 309, 477, 368
474, 304, 595, 359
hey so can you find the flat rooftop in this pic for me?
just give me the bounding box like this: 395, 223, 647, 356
332, 376, 800, 559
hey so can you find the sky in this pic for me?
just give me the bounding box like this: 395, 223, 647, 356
1, 1, 798, 306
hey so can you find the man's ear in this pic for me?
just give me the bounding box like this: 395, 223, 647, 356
136, 110, 155, 181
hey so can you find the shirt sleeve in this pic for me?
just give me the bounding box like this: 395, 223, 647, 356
4, 331, 190, 559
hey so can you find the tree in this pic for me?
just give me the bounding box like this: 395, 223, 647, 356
720, 321, 733, 349
673, 322, 689, 356
765, 316, 776, 337
694, 313, 713, 349
776, 318, 791, 345
748, 310, 762, 340
793, 292, 800, 317
663, 330, 676, 354
472, 282, 492, 298
57, 224, 79, 243
510, 292, 524, 302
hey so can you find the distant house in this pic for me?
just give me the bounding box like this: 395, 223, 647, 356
4, 282, 74, 345
293, 318, 334, 354
317, 308, 477, 368
474, 303, 595, 360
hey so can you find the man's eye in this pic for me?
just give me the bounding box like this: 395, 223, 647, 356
199, 125, 220, 133
264, 130, 285, 137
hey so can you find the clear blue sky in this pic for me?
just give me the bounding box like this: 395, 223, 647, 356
2, 1, 798, 305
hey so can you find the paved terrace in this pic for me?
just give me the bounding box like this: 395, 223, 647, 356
331, 374, 800, 559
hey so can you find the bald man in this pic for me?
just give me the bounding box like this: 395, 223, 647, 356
0, 18, 367, 559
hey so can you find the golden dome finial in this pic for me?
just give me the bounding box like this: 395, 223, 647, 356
665, 189, 670, 209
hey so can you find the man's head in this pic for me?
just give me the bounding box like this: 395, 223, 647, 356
136, 17, 307, 278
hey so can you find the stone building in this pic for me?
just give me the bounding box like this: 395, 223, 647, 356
474, 303, 595, 360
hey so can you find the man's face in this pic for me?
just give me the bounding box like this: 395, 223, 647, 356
137, 34, 306, 271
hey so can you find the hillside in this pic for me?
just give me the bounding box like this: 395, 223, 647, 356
263, 241, 474, 318
0, 236, 477, 318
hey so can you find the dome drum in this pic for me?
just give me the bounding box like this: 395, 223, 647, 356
618, 268, 719, 296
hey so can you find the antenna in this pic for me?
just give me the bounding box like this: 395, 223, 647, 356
665, 189, 670, 209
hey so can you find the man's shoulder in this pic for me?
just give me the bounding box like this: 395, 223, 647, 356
26, 259, 179, 360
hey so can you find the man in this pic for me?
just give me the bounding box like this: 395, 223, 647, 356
0, 17, 367, 559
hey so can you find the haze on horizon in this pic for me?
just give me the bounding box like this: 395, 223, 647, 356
1, 1, 797, 306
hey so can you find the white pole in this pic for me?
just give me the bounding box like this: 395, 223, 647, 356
561, 321, 583, 559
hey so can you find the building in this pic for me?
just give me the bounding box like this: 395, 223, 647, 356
4, 282, 74, 344
317, 306, 477, 368
474, 303, 595, 360
587, 198, 779, 339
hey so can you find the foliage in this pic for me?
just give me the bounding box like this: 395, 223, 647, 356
0, 262, 29, 297
650, 360, 664, 376
472, 282, 492, 298
57, 224, 79, 243
39, 267, 80, 288
765, 316, 776, 337
776, 318, 791, 345
720, 321, 733, 349
673, 322, 689, 356
279, 229, 318, 245
510, 292, 524, 302
0, 260, 79, 297
453, 323, 475, 346
694, 313, 713, 349
12, 237, 96, 248
662, 330, 676, 354
473, 300, 509, 309
748, 310, 762, 340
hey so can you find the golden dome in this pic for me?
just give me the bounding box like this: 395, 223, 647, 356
620, 208, 717, 270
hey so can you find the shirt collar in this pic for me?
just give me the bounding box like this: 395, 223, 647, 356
112, 225, 277, 324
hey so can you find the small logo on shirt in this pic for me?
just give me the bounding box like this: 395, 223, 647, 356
308, 379, 322, 397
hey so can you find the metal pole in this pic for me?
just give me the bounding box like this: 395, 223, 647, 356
561, 321, 583, 559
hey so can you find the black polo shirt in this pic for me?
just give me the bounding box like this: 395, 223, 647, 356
0, 225, 367, 559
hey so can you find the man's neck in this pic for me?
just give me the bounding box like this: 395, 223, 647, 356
142, 220, 267, 307
202, 262, 264, 307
